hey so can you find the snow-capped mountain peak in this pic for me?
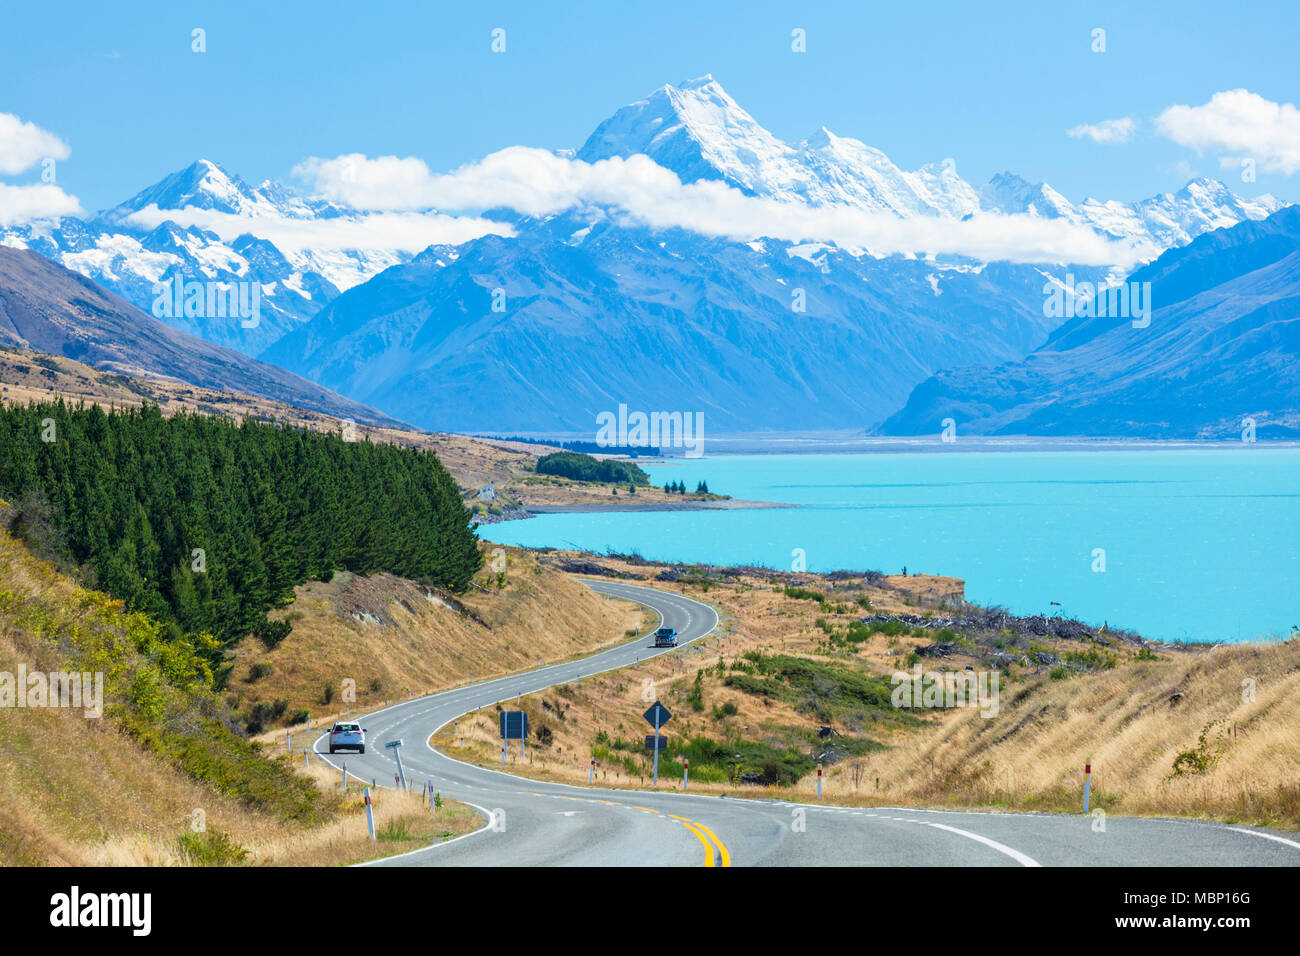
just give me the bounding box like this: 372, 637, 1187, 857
110, 159, 257, 217
578, 75, 799, 197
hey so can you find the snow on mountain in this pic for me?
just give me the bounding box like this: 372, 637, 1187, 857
577, 76, 980, 217
581, 76, 1285, 254
0, 159, 412, 355
0, 75, 1287, 383
877, 205, 1300, 438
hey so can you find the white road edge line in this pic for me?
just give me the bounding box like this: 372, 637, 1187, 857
1224, 826, 1300, 851
315, 583, 721, 864
926, 822, 1042, 867
351, 799, 496, 867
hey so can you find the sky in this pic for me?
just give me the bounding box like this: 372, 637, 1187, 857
2, 0, 1297, 223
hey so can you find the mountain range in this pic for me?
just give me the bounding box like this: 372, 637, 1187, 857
877, 205, 1300, 439
0, 76, 1290, 435
0, 160, 405, 355
0, 245, 403, 427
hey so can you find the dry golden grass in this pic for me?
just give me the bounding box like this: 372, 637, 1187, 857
864, 638, 1300, 826
79, 758, 481, 867
427, 556, 1300, 829
428, 561, 971, 794
237, 546, 648, 735
0, 528, 482, 866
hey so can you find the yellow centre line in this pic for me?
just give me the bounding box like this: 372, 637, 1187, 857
670, 815, 716, 867
670, 814, 732, 867
519, 792, 730, 867
691, 820, 732, 868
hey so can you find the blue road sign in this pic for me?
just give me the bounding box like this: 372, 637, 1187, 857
500, 710, 529, 740
643, 701, 672, 727
645, 735, 669, 752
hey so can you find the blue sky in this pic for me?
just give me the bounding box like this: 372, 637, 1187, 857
2, 0, 1298, 212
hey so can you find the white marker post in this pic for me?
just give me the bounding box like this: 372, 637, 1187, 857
286, 730, 291, 750
817, 762, 823, 800
501, 741, 506, 768
589, 756, 595, 784
1083, 757, 1092, 813
684, 757, 689, 791
342, 761, 347, 791
385, 739, 407, 790
363, 787, 376, 844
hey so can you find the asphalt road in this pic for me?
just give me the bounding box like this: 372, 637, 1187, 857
313, 580, 1300, 867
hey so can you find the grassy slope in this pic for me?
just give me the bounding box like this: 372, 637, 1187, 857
0, 527, 483, 865
235, 547, 647, 734
433, 555, 1300, 829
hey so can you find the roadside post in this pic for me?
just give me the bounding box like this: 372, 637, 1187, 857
286, 730, 291, 750
684, 757, 689, 790
363, 787, 375, 844
1083, 756, 1092, 813
342, 761, 347, 791
500, 711, 529, 766
589, 756, 595, 784
817, 762, 823, 799
384, 739, 406, 790
644, 701, 672, 788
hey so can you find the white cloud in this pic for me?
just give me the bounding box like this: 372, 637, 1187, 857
1067, 117, 1137, 144
293, 147, 1144, 266
1155, 89, 1300, 175
0, 113, 71, 175
122, 204, 513, 254
0, 183, 82, 226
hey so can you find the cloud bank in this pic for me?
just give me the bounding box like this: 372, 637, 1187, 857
292, 148, 1143, 266
0, 114, 82, 225
123, 204, 513, 254
1067, 117, 1136, 144
1156, 89, 1300, 175
0, 113, 70, 175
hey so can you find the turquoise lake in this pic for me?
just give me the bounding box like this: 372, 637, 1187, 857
479, 448, 1300, 644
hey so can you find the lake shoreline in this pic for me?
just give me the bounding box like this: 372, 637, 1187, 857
470, 497, 793, 525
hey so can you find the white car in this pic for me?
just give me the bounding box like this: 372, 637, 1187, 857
328, 722, 366, 754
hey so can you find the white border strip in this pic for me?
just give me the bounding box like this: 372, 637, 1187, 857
926, 822, 1042, 867
1224, 826, 1300, 852
352, 800, 496, 867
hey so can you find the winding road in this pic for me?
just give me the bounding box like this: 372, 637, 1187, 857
313, 580, 1300, 867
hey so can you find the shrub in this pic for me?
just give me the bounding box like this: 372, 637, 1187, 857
176, 829, 249, 866
247, 662, 274, 682
687, 671, 705, 711
1172, 721, 1227, 776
